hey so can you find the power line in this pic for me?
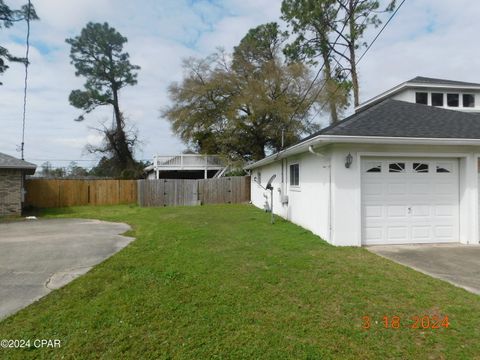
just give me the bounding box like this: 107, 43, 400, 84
288, 0, 358, 124
315, 0, 407, 117
356, 0, 407, 65
20, 0, 31, 160
306, 6, 373, 122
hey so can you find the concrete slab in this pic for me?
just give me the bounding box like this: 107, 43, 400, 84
0, 218, 133, 319
368, 244, 480, 295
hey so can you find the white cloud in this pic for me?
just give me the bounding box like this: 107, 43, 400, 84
1, 0, 479, 168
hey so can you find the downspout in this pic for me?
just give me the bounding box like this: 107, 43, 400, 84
308, 146, 332, 243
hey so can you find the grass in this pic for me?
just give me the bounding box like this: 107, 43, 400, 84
1, 204, 480, 359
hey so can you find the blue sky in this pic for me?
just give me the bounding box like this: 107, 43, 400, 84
1, 0, 479, 169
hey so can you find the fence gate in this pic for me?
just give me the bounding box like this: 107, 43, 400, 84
137, 176, 250, 207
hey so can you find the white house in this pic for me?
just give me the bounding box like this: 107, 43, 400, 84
246, 76, 480, 246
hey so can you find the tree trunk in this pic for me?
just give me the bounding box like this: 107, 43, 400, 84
319, 29, 338, 124
323, 59, 338, 123
252, 141, 266, 162
349, 0, 360, 107
112, 88, 135, 171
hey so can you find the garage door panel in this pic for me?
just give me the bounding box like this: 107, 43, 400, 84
387, 226, 408, 240
434, 226, 455, 239
410, 182, 430, 194
411, 205, 430, 217
363, 182, 383, 195
387, 183, 407, 195
362, 158, 459, 245
386, 205, 407, 217
364, 205, 383, 218
411, 226, 431, 240
365, 227, 383, 241
434, 205, 455, 217
434, 183, 457, 195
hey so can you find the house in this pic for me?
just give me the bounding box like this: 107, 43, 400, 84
0, 152, 36, 216
145, 154, 226, 179
246, 76, 480, 246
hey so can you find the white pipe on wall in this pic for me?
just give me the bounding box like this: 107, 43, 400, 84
308, 145, 333, 243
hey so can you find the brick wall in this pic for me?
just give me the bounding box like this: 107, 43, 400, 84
0, 169, 22, 216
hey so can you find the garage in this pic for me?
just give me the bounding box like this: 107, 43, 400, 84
361, 157, 459, 245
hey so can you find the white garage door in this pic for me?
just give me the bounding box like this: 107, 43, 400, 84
361, 158, 459, 245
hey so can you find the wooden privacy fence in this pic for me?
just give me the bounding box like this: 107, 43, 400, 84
25, 179, 137, 208
24, 176, 250, 208
137, 176, 251, 207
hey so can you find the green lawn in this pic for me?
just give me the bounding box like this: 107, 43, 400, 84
1, 204, 479, 359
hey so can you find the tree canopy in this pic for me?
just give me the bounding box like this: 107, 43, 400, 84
163, 22, 325, 163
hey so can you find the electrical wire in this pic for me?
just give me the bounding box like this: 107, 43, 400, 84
356, 0, 407, 64
288, 0, 358, 124
20, 0, 31, 160
316, 0, 408, 116
307, 6, 373, 121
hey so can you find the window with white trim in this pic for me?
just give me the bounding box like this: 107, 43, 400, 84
447, 93, 459, 107
413, 162, 429, 173
415, 92, 428, 105
436, 164, 452, 173
389, 162, 405, 173
463, 94, 475, 108
366, 162, 382, 173
432, 93, 444, 107
289, 163, 299, 186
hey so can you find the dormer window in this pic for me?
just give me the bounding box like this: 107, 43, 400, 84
463, 94, 475, 108
415, 92, 428, 105
432, 93, 444, 107
447, 93, 459, 107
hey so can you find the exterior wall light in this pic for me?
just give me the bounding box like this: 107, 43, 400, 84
345, 153, 353, 168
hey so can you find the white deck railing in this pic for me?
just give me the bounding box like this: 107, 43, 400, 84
153, 154, 224, 170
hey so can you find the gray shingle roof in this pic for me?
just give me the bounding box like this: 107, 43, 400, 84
304, 99, 480, 140
0, 152, 36, 174
408, 76, 480, 87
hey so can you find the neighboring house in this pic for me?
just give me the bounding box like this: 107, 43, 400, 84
246, 76, 480, 246
0, 152, 36, 216
145, 154, 226, 179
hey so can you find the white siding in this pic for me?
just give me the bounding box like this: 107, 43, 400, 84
391, 89, 415, 103
250, 151, 331, 242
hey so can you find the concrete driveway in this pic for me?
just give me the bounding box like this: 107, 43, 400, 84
368, 244, 480, 295
0, 219, 133, 319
